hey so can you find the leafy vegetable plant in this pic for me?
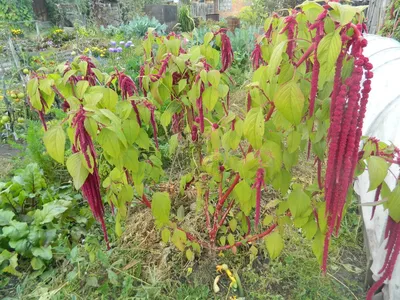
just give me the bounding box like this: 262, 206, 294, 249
0, 164, 93, 279
25, 2, 400, 298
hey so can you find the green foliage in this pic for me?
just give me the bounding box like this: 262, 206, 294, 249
0, 0, 33, 23
379, 0, 400, 41
178, 5, 195, 33
101, 16, 167, 39
0, 164, 93, 277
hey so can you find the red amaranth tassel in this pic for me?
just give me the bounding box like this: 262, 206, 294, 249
72, 107, 109, 249
252, 168, 265, 228
251, 43, 263, 70
366, 217, 400, 300
215, 29, 234, 73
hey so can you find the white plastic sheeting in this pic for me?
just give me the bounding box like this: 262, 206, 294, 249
354, 34, 400, 299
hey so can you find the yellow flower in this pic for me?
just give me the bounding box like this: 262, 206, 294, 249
100, 54, 104, 57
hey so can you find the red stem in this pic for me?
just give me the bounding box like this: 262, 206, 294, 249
204, 189, 211, 231
218, 200, 235, 227
265, 104, 275, 121
141, 194, 152, 208
216, 223, 278, 251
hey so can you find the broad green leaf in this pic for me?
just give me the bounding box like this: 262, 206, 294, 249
219, 236, 226, 246
233, 181, 253, 216
227, 233, 235, 246
79, 61, 88, 76
263, 215, 273, 226
267, 41, 286, 79
203, 87, 219, 110
264, 231, 284, 259
151, 192, 171, 227
287, 188, 310, 218
208, 70, 221, 86
287, 131, 302, 153
274, 82, 305, 125
317, 31, 342, 73
186, 249, 194, 261
43, 125, 65, 164
328, 2, 367, 25
66, 153, 89, 190
169, 134, 179, 156
122, 119, 140, 145
1, 252, 21, 277
0, 209, 15, 226
312, 231, 324, 265
178, 79, 187, 93
177, 205, 185, 221
135, 129, 150, 150
229, 218, 237, 232
161, 228, 170, 243
303, 219, 318, 240
171, 229, 187, 251
34, 201, 69, 224
31, 257, 45, 270
100, 87, 118, 110
244, 108, 264, 150
76, 81, 89, 99
204, 32, 214, 45
98, 128, 120, 158
2, 221, 29, 240
260, 140, 282, 176
367, 157, 388, 191
32, 246, 52, 260
387, 185, 400, 222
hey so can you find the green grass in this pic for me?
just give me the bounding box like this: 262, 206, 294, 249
2, 195, 366, 300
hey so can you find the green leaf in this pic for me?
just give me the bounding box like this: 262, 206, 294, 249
0, 209, 15, 226
267, 41, 286, 79
312, 231, 324, 265
1, 251, 21, 277
100, 87, 118, 110
86, 276, 99, 287
387, 185, 400, 222
233, 181, 253, 216
328, 2, 367, 25
274, 82, 305, 125
203, 87, 219, 110
263, 215, 273, 226
34, 201, 69, 224
43, 125, 65, 164
186, 249, 194, 261
169, 134, 179, 156
151, 192, 171, 227
244, 108, 264, 150
98, 128, 121, 158
229, 218, 237, 232
317, 31, 342, 73
367, 157, 389, 191
260, 140, 282, 176
136, 129, 150, 150
2, 221, 29, 240
32, 246, 52, 260
204, 32, 214, 45
177, 205, 185, 221
171, 229, 187, 252
66, 153, 89, 190
287, 188, 310, 218
31, 257, 45, 270
122, 119, 140, 145
75, 81, 89, 99
287, 131, 302, 153
178, 79, 187, 93
219, 236, 226, 246
161, 228, 170, 243
208, 70, 221, 86
303, 219, 318, 240
264, 231, 284, 259
227, 233, 235, 246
